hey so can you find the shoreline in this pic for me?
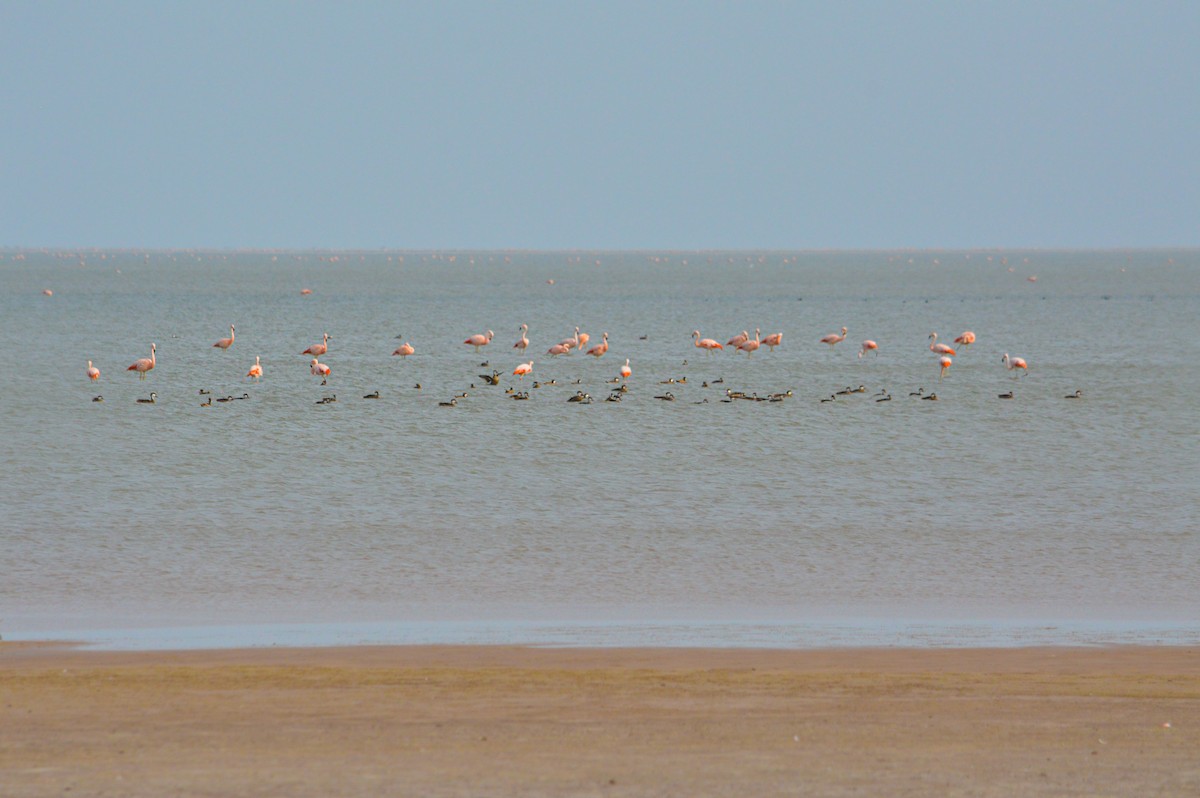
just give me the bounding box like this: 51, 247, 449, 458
4, 643, 1198, 796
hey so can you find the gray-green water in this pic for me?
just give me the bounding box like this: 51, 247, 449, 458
3, 249, 1197, 648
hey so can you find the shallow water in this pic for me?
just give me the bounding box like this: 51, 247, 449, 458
3, 249, 1198, 648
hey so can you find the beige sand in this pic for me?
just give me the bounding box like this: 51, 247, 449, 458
2, 643, 1197, 797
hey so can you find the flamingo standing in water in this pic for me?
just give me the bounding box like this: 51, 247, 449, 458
737, 328, 762, 355
310, 358, 331, 378
1002, 353, 1028, 376
302, 333, 329, 357
620, 358, 632, 380
464, 329, 494, 353
928, 332, 956, 356
577, 330, 590, 352
558, 326, 581, 353
955, 331, 976, 349
213, 324, 235, 349
859, 340, 878, 359
392, 342, 415, 357
86, 360, 100, 381
127, 343, 156, 379
820, 327, 848, 348
761, 332, 783, 352
586, 332, 609, 357
513, 361, 533, 380
546, 342, 571, 357
726, 330, 749, 349
513, 324, 529, 353
247, 355, 263, 380
938, 356, 953, 382
692, 331, 723, 355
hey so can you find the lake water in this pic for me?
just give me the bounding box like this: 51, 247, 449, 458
2, 249, 1197, 649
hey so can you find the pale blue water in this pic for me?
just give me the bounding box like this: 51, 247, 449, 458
2, 249, 1197, 649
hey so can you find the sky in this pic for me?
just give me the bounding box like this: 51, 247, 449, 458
2, 1, 1197, 251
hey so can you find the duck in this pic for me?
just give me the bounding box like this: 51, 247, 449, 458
567, 391, 590, 403
136, 392, 157, 404
363, 390, 381, 399
654, 392, 676, 401
232, 393, 249, 400
998, 391, 1014, 399
414, 383, 422, 390
511, 391, 530, 400
316, 394, 337, 404
92, 395, 104, 403
921, 393, 939, 401
438, 397, 458, 407
200, 396, 212, 407
216, 395, 236, 403
1065, 390, 1083, 399
909, 387, 925, 397
198, 389, 211, 395
479, 371, 501, 386
711, 377, 724, 384
850, 385, 866, 394
820, 395, 836, 403
875, 394, 892, 402
835, 386, 854, 395
605, 393, 622, 403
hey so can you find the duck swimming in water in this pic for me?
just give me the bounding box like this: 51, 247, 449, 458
136, 392, 157, 404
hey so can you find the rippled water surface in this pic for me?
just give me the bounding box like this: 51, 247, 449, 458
3, 249, 1197, 647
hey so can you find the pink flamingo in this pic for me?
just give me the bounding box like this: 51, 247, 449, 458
586, 332, 609, 357
1002, 353, 1028, 376
546, 342, 571, 357
577, 330, 590, 352
692, 331, 723, 355
761, 332, 783, 352
464, 329, 494, 353
86, 360, 100, 381
558, 326, 581, 352
928, 332, 956, 356
859, 340, 878, 359
726, 330, 749, 349
300, 288, 313, 295
213, 324, 235, 350
513, 361, 533, 380
127, 343, 156, 380
737, 328, 762, 356
820, 327, 848, 347
620, 358, 631, 380
513, 324, 529, 352
247, 355, 263, 380
302, 332, 329, 357
310, 358, 331, 378
938, 355, 953, 382
954, 331, 976, 348
392, 342, 415, 357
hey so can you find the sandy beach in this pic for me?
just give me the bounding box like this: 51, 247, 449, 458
2, 643, 1197, 797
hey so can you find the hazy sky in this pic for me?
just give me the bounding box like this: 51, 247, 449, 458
2, 2, 1197, 250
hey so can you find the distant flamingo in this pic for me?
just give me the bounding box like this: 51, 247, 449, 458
513, 361, 533, 380
127, 343, 156, 380
558, 326, 581, 352
737, 328, 762, 355
300, 288, 313, 295
692, 331, 723, 355
213, 324, 235, 349
726, 330, 749, 349
620, 358, 632, 380
464, 329, 494, 353
1002, 352, 1028, 376
954, 331, 976, 348
577, 331, 590, 352
546, 342, 571, 357
247, 355, 263, 380
820, 327, 848, 347
586, 332, 609, 357
859, 340, 878, 359
761, 332, 783, 352
513, 324, 529, 352
938, 356, 953, 382
392, 342, 415, 357
310, 358, 331, 378
928, 332, 956, 356
86, 360, 100, 381
302, 332, 329, 357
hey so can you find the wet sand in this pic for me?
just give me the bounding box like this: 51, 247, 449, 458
2, 643, 1197, 797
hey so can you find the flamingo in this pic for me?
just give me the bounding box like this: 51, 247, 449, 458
213, 324, 235, 349
586, 332, 609, 357
464, 329, 494, 352
859, 340, 879, 358
820, 327, 848, 347
726, 330, 749, 349
620, 358, 632, 380
558, 326, 581, 352
127, 343, 156, 380
546, 342, 571, 357
310, 358, 331, 378
513, 324, 529, 352
513, 361, 533, 380
692, 331, 723, 355
938, 355, 953, 382
302, 333, 329, 357
86, 360, 100, 381
954, 331, 976, 348
392, 342, 415, 357
761, 332, 783, 352
737, 328, 761, 356
247, 356, 263, 380
1002, 353, 1028, 376
928, 332, 956, 356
